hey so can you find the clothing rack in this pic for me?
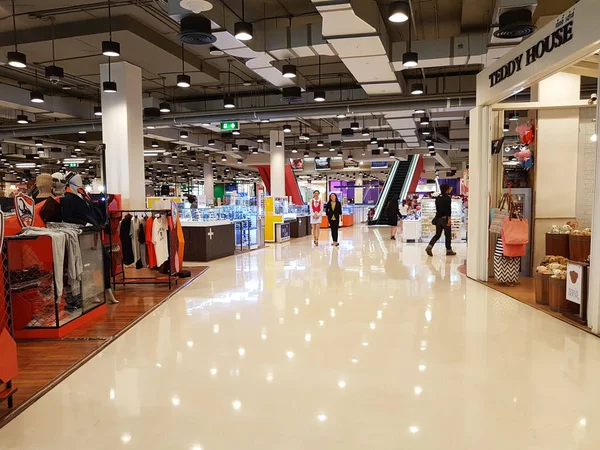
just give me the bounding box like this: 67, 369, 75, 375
108, 209, 178, 289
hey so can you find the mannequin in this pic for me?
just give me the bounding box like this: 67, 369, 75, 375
34, 173, 53, 203
62, 172, 118, 304
51, 172, 66, 197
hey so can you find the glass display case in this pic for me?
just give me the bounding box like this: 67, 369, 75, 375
6, 230, 106, 339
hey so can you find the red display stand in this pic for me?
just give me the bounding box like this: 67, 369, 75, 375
320, 214, 355, 229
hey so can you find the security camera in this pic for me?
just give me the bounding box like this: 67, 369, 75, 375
589, 93, 597, 105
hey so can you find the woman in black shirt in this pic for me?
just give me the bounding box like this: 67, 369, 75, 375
426, 184, 457, 256
325, 193, 343, 246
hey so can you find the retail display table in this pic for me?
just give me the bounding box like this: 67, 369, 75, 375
320, 214, 354, 229
181, 221, 235, 261
403, 220, 422, 243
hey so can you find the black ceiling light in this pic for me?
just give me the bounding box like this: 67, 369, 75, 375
275, 141, 282, 148
35, 139, 43, 147
422, 128, 431, 136
402, 12, 418, 68
427, 142, 435, 149
317, 140, 324, 147
252, 147, 258, 155
303, 151, 310, 157
377, 141, 384, 150
208, 139, 215, 146
370, 136, 378, 145
282, 64, 297, 78
337, 150, 343, 157
361, 128, 370, 136
221, 155, 227, 162
402, 52, 418, 68
383, 148, 389, 154
414, 108, 425, 114
17, 114, 28, 124
151, 140, 159, 148
232, 143, 239, 150
180, 130, 189, 139
388, 1, 410, 23
30, 90, 44, 103
256, 135, 264, 143
101, 0, 120, 57
209, 46, 224, 56
7, 1, 26, 68
389, 151, 396, 158
159, 102, 171, 113
103, 50, 117, 94
314, 89, 326, 102
411, 83, 424, 95
223, 95, 235, 109
177, 43, 191, 88
232, 129, 240, 135
283, 124, 292, 133
509, 111, 519, 121
291, 147, 298, 153
503, 122, 510, 132
420, 116, 430, 126
234, 0, 253, 41
78, 137, 87, 144
75, 144, 82, 152
350, 121, 360, 131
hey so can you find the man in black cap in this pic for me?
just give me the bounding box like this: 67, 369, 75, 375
426, 183, 457, 256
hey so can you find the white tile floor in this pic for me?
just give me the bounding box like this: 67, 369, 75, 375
2, 225, 600, 449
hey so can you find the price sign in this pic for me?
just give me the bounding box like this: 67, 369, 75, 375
220, 121, 239, 131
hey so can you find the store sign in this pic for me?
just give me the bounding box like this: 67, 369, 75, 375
566, 262, 583, 305
14, 193, 35, 228
220, 121, 239, 131
280, 223, 290, 240
488, 10, 575, 88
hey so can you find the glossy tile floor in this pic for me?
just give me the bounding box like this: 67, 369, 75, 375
2, 226, 600, 449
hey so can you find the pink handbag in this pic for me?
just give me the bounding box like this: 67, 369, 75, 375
502, 216, 529, 245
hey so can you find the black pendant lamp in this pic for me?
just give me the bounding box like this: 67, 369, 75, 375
102, 0, 120, 57
411, 83, 424, 95
223, 61, 235, 108
17, 113, 28, 124
313, 56, 325, 102
282, 64, 297, 79
7, 1, 26, 68
402, 11, 418, 68
30, 71, 44, 103
388, 1, 410, 23
235, 0, 253, 41
177, 44, 191, 88
103, 53, 117, 93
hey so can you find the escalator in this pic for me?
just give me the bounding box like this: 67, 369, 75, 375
370, 155, 420, 225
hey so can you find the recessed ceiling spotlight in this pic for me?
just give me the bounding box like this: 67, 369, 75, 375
209, 46, 224, 56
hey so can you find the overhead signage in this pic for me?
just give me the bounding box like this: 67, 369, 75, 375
488, 11, 574, 88
220, 121, 239, 131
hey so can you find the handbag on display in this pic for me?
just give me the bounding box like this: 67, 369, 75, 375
489, 194, 511, 233
502, 204, 529, 245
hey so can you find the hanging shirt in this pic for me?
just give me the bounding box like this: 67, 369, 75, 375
119, 214, 134, 265
145, 216, 157, 268
152, 215, 169, 267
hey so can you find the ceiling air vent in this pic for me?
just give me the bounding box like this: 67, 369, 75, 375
281, 87, 304, 104
180, 14, 216, 45
493, 9, 535, 39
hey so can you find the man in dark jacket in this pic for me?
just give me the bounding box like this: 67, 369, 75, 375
426, 184, 457, 256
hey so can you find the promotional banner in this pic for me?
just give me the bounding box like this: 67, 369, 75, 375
14, 193, 35, 228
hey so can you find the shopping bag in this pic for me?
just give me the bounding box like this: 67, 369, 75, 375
490, 195, 511, 233
501, 230, 527, 256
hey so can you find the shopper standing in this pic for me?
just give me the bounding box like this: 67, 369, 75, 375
399, 199, 409, 234
309, 190, 323, 246
387, 195, 400, 240
425, 184, 457, 256
325, 193, 342, 246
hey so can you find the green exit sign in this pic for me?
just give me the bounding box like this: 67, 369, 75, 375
69, 163, 78, 167
220, 121, 239, 131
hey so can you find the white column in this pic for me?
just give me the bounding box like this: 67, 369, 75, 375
467, 106, 491, 281
270, 130, 285, 197
587, 68, 600, 335
204, 163, 214, 206
355, 173, 363, 204
100, 61, 144, 209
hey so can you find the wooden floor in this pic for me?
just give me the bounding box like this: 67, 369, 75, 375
0, 266, 208, 427
482, 277, 592, 333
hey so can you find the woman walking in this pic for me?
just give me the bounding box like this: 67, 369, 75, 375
309, 190, 323, 246
325, 193, 342, 246
387, 195, 400, 240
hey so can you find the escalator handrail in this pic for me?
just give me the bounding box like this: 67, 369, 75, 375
373, 159, 400, 222
399, 154, 420, 204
